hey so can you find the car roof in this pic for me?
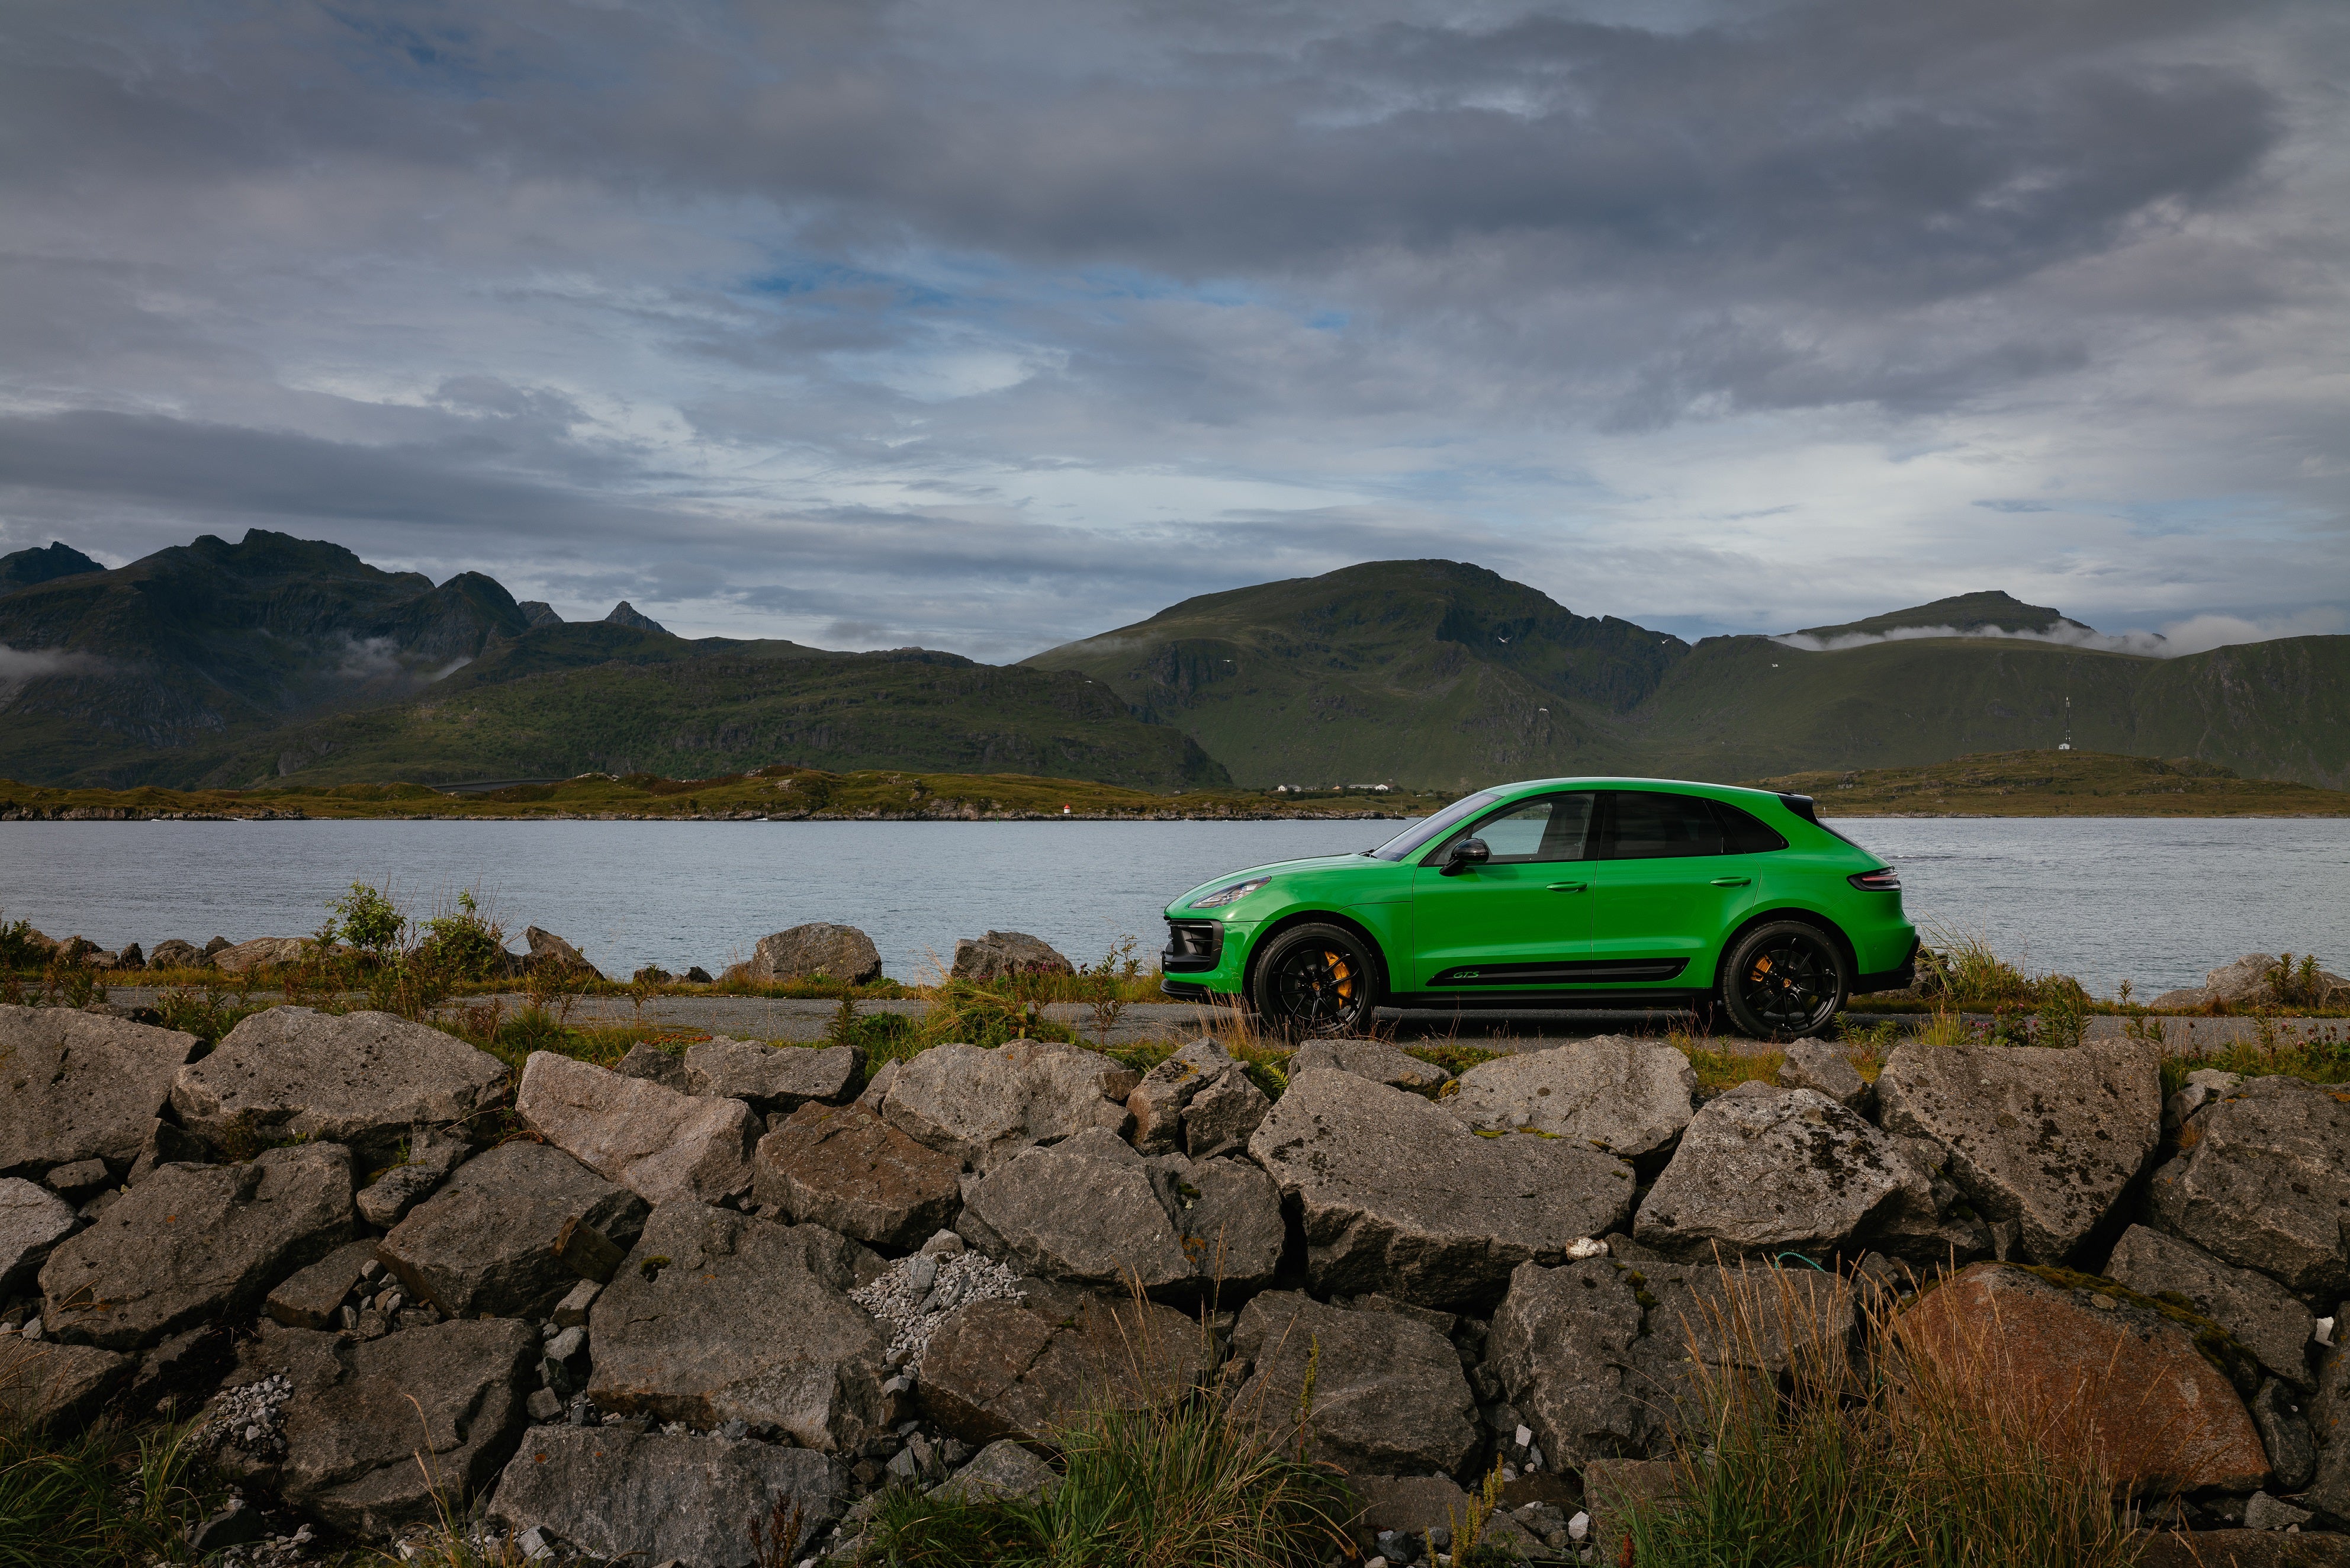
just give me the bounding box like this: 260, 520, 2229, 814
1477, 776, 1794, 807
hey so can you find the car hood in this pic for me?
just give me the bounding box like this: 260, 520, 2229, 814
1168, 853, 1386, 912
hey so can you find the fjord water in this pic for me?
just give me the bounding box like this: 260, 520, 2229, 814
2, 816, 2346, 997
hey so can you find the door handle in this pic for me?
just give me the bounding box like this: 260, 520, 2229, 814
1545, 881, 1587, 893
1711, 876, 1750, 887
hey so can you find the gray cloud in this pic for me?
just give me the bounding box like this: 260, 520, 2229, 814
0, 0, 2342, 657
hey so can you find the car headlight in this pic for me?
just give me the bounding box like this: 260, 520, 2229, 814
1190, 877, 1268, 910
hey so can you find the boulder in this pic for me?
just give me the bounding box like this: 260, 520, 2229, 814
2144, 1075, 2350, 1300
1183, 1064, 1271, 1159
213, 937, 312, 975
524, 926, 600, 976
615, 1042, 690, 1091
753, 1101, 962, 1251
1230, 1291, 1480, 1476
877, 1040, 1137, 1172
1290, 1037, 1453, 1095
2166, 1068, 2243, 1135
1488, 1258, 1661, 1464
44, 1159, 109, 1200
2107, 1225, 2316, 1388
1866, 1133, 1998, 1264
1247, 1067, 1636, 1309
2133, 1533, 2350, 1568
0, 1005, 202, 1175
381, 1141, 648, 1321
2309, 1337, 2350, 1522
950, 930, 1073, 981
1778, 1039, 1868, 1110
589, 1204, 890, 1453
40, 1143, 355, 1352
918, 1275, 1216, 1445
147, 939, 204, 970
275, 1318, 536, 1537
685, 1039, 859, 1113
0, 1338, 132, 1427
127, 1119, 210, 1187
1441, 1037, 1695, 1158
954, 1130, 1282, 1300
2255, 1379, 2318, 1493
1873, 1039, 2159, 1264
352, 1124, 472, 1229
264, 1240, 381, 1331
1634, 1082, 1929, 1259
173, 1008, 509, 1167
748, 924, 884, 986
488, 1426, 847, 1568
516, 1051, 758, 1206
931, 1438, 1060, 1504
1127, 1037, 1235, 1155
0, 1178, 79, 1295
1894, 1262, 2267, 1493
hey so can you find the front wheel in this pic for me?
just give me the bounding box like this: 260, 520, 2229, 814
1249, 923, 1384, 1039
1718, 921, 1848, 1040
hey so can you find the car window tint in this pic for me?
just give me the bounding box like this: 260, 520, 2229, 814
1712, 801, 1789, 854
1432, 792, 1595, 865
1600, 791, 1727, 859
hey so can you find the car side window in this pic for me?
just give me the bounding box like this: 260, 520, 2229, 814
1712, 801, 1788, 854
1598, 791, 1728, 859
1431, 792, 1595, 865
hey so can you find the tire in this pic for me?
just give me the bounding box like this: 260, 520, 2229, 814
1718, 920, 1849, 1040
1249, 922, 1384, 1039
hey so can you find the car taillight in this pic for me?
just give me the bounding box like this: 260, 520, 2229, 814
1849, 867, 1901, 891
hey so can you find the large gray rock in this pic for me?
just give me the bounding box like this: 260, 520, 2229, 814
172, 1008, 508, 1167
274, 1318, 536, 1537
213, 937, 311, 975
1127, 1037, 1235, 1155
488, 1426, 847, 1568
748, 923, 884, 986
950, 930, 1073, 981
918, 1275, 1216, 1445
0, 1178, 79, 1295
1230, 1291, 1480, 1476
589, 1204, 890, 1453
877, 1040, 1137, 1172
0, 1338, 132, 1427
2309, 1339, 2350, 1522
931, 1438, 1059, 1504
0, 1005, 201, 1176
1634, 1082, 1928, 1258
523, 926, 599, 976
265, 1240, 382, 1331
1441, 1037, 1695, 1158
754, 1101, 961, 1251
40, 1143, 355, 1351
1183, 1063, 1271, 1159
1246, 1067, 1635, 1309
2107, 1225, 2316, 1388
1778, 1039, 1868, 1110
1874, 1039, 2159, 1264
954, 1130, 1282, 1300
381, 1141, 648, 1321
1489, 1258, 1658, 1464
684, 1039, 858, 1113
1290, 1037, 1452, 1095
2144, 1075, 2350, 1301
516, 1051, 758, 1206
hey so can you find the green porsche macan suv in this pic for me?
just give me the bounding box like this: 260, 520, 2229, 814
1160, 777, 1917, 1040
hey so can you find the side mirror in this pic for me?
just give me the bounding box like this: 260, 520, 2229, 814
1441, 837, 1490, 876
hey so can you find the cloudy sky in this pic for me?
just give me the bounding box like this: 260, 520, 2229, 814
3, 0, 2345, 657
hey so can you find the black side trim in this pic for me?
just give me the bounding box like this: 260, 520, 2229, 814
1160, 919, 1223, 973
1388, 987, 1708, 1011
1426, 957, 1688, 987
1159, 979, 1213, 1001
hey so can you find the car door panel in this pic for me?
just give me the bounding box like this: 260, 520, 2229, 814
1408, 792, 1596, 988
1585, 791, 1751, 982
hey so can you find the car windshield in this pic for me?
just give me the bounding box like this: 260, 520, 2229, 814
1365, 790, 1502, 861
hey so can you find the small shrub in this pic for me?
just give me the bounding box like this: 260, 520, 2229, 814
419, 891, 508, 981
152, 982, 265, 1045
330, 881, 405, 956
0, 912, 43, 974
1078, 933, 1145, 1046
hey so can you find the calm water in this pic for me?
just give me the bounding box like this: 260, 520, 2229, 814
2, 817, 2345, 996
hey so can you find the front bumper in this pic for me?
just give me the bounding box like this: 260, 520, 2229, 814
1159, 915, 1252, 995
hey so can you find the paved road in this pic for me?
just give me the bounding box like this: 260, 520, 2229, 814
96, 986, 2345, 1053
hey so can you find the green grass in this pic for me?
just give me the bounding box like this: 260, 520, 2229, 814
0, 1413, 218, 1567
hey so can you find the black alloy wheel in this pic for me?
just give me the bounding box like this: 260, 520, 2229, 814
1250, 922, 1383, 1038
1719, 920, 1848, 1040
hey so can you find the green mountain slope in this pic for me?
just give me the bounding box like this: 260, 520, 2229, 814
0, 541, 104, 592
175, 639, 1228, 791
1023, 560, 1689, 790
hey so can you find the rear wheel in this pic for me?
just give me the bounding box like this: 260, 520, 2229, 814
1719, 920, 1847, 1040
1249, 923, 1383, 1038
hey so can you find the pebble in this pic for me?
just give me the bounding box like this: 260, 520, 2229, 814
849, 1250, 1024, 1370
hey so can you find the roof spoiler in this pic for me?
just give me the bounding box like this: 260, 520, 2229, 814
1779, 792, 1821, 824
